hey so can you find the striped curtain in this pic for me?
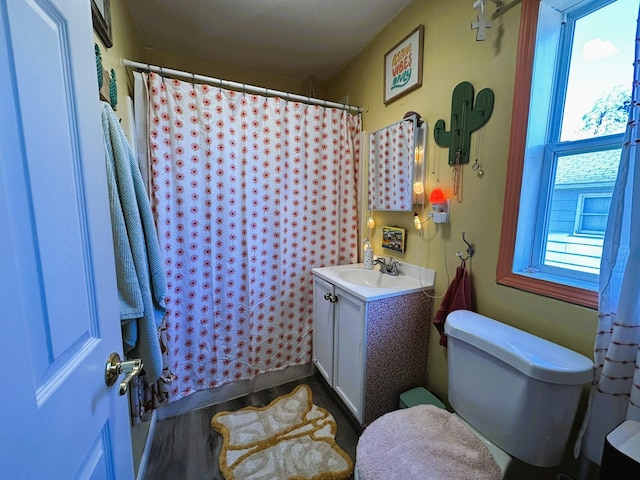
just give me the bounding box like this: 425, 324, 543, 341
575, 7, 640, 464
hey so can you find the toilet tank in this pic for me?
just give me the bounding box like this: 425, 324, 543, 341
444, 310, 593, 467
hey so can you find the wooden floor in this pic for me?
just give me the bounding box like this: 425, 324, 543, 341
143, 373, 362, 480
142, 373, 601, 480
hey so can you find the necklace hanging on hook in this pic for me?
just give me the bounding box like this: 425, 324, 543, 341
472, 126, 485, 178
472, 158, 484, 178
472, 160, 485, 178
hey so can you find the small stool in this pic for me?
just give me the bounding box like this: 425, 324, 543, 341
399, 387, 445, 410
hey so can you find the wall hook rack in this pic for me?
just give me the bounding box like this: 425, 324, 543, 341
456, 230, 475, 263
95, 43, 117, 110
434, 81, 494, 165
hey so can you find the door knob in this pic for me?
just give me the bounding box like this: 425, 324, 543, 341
105, 352, 143, 395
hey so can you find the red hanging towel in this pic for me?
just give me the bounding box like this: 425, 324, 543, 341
433, 262, 472, 347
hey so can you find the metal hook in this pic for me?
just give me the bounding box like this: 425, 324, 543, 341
456, 230, 475, 264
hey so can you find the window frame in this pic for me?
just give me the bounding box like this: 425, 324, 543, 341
497, 0, 602, 308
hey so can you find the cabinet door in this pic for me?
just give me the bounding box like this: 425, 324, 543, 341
312, 276, 335, 384
334, 288, 366, 422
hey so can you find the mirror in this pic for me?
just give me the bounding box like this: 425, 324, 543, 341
368, 115, 422, 211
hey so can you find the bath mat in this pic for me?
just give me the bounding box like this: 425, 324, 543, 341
210, 384, 354, 480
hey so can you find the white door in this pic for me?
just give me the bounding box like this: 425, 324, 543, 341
0, 1, 133, 478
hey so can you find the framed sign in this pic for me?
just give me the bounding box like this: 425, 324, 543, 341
91, 0, 113, 48
384, 25, 424, 105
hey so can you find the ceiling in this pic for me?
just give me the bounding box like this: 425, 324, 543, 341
126, 0, 413, 83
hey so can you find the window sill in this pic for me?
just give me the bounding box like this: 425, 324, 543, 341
496, 271, 597, 309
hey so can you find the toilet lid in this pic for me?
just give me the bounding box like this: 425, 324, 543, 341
356, 405, 502, 480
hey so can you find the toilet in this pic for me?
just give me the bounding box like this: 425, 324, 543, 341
355, 310, 594, 479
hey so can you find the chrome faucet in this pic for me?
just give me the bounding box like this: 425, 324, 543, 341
373, 257, 402, 276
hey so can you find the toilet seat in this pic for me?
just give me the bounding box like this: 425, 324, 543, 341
355, 405, 503, 480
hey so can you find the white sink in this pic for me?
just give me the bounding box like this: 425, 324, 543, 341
312, 263, 435, 301
338, 268, 415, 289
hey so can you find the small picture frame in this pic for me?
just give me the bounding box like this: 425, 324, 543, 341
384, 25, 424, 105
382, 226, 406, 253
91, 0, 113, 48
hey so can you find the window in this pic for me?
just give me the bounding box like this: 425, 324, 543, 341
498, 0, 637, 308
574, 193, 611, 236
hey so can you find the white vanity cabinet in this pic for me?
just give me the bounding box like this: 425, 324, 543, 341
312, 265, 433, 426
313, 275, 367, 421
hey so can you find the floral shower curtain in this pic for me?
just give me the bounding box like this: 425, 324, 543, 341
145, 73, 361, 403
575, 7, 640, 464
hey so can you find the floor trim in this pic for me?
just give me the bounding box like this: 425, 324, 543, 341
156, 364, 314, 420
135, 410, 157, 480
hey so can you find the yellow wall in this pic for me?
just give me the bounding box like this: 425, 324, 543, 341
325, 0, 597, 406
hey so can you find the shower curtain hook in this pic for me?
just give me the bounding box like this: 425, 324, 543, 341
191, 72, 195, 88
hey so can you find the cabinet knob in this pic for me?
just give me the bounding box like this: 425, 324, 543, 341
323, 292, 338, 303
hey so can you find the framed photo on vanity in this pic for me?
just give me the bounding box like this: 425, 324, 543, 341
383, 25, 424, 105
381, 226, 406, 254
91, 0, 113, 48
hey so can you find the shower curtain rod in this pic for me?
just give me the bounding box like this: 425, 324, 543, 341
123, 59, 362, 114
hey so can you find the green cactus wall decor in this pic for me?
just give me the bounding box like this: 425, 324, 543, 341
434, 81, 494, 165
